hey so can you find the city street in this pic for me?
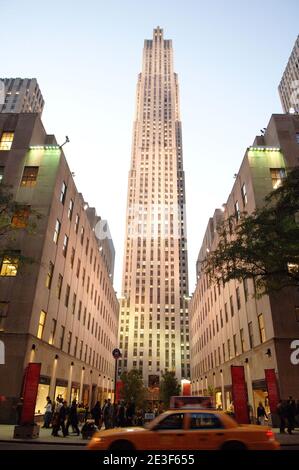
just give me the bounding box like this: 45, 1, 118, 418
1, 424, 299, 451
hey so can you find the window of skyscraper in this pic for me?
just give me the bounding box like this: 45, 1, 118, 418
0, 253, 19, 276
0, 132, 14, 151
21, 166, 39, 187
270, 168, 286, 189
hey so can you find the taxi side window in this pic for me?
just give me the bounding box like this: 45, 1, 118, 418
155, 413, 184, 430
189, 413, 224, 430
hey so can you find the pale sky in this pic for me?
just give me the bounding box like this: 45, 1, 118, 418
0, 0, 298, 294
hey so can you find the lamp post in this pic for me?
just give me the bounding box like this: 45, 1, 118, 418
112, 348, 122, 404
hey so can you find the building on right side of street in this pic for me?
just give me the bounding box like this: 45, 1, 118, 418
189, 113, 299, 418
278, 35, 299, 114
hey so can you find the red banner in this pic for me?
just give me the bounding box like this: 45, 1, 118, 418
231, 365, 249, 424
265, 369, 280, 414
182, 382, 191, 396
115, 380, 124, 402
21, 363, 41, 425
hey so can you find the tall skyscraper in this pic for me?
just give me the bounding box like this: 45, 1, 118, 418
119, 27, 190, 387
0, 78, 44, 114
278, 35, 299, 113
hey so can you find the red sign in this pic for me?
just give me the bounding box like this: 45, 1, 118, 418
115, 380, 124, 401
182, 382, 191, 396
231, 365, 249, 424
21, 363, 41, 425
265, 369, 280, 414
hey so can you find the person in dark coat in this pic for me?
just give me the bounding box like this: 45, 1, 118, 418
66, 400, 80, 435
276, 400, 287, 433
118, 401, 126, 427
126, 401, 135, 427
256, 402, 268, 425
91, 401, 102, 427
58, 400, 68, 437
286, 396, 296, 434
103, 399, 113, 429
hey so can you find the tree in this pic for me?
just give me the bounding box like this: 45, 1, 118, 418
203, 167, 299, 297
0, 185, 41, 267
120, 369, 147, 408
159, 371, 180, 408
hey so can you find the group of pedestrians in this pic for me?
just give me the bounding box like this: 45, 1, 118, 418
92, 399, 138, 429
276, 396, 299, 434
43, 397, 80, 437
41, 396, 154, 437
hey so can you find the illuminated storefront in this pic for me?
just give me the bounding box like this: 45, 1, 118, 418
35, 376, 50, 415
55, 379, 68, 401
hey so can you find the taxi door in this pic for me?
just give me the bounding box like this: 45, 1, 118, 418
144, 412, 189, 450
184, 412, 227, 450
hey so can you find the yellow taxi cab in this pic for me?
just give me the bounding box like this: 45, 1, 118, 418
87, 408, 280, 451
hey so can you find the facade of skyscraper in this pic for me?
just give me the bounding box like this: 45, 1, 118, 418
278, 35, 299, 113
0, 113, 119, 423
119, 27, 190, 387
0, 78, 44, 114
190, 114, 299, 415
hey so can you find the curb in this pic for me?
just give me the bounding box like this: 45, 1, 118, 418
0, 438, 87, 446
0, 439, 299, 448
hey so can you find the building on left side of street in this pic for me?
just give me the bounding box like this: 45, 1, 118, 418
0, 112, 119, 424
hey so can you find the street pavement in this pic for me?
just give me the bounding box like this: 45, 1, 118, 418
1, 424, 299, 450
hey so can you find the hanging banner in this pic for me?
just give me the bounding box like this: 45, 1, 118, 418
265, 369, 280, 414
231, 365, 249, 424
21, 363, 41, 425
115, 380, 124, 401
182, 381, 191, 396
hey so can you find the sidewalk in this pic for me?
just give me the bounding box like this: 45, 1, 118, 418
273, 428, 299, 446
0, 425, 88, 446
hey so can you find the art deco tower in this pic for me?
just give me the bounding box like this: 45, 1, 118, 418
119, 27, 190, 387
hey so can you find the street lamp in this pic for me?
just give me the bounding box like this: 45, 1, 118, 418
112, 348, 122, 404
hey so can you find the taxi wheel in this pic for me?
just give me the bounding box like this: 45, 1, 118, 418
109, 440, 135, 451
220, 441, 247, 451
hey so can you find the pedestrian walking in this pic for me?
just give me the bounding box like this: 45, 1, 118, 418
66, 400, 80, 436
277, 400, 287, 433
286, 397, 296, 434
42, 397, 53, 428
103, 398, 113, 429
257, 402, 268, 425
118, 401, 126, 427
91, 401, 102, 427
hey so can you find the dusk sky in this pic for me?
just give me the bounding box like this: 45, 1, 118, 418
1, 0, 298, 294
